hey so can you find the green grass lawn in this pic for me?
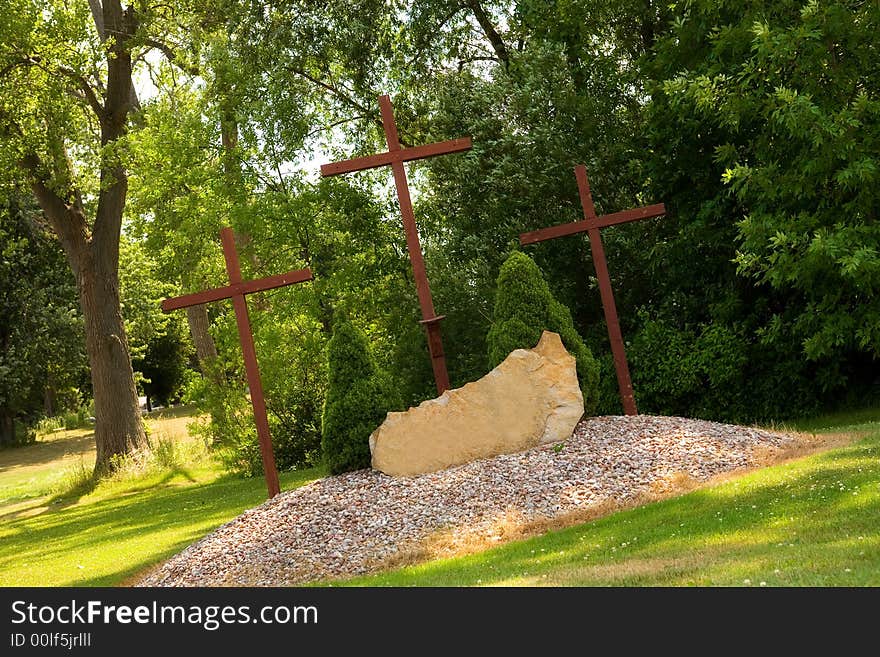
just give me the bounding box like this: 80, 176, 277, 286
0, 408, 324, 586
1, 407, 877, 587
338, 409, 880, 586
0, 427, 96, 506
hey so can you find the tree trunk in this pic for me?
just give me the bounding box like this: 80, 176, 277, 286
44, 384, 56, 418
470, 1, 510, 68
0, 413, 13, 447
77, 249, 149, 473
186, 303, 219, 367
17, 0, 148, 475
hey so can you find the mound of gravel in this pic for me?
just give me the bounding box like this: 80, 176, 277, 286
138, 415, 793, 586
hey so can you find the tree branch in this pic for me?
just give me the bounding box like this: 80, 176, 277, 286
305, 115, 365, 139
0, 57, 36, 79
468, 1, 510, 69
0, 56, 105, 120
88, 0, 105, 38
289, 67, 371, 114
91, 0, 136, 268
18, 152, 89, 263
458, 56, 500, 71
88, 0, 140, 113
287, 67, 412, 147
143, 37, 200, 76
56, 64, 105, 119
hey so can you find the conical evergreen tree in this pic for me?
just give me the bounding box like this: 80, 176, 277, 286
488, 252, 600, 415
321, 320, 397, 474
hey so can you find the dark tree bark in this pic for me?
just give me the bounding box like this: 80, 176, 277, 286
19, 0, 148, 474
0, 413, 14, 447
44, 383, 56, 418
469, 1, 510, 68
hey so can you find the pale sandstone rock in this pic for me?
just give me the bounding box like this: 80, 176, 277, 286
369, 331, 584, 476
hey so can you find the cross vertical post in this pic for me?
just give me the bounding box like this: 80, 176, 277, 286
574, 167, 638, 416
219, 228, 281, 497
519, 165, 666, 416
161, 227, 314, 498
378, 96, 448, 394
320, 94, 474, 395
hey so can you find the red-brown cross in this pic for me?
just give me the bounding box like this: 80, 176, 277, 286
320, 94, 473, 395
161, 227, 313, 498
519, 165, 665, 416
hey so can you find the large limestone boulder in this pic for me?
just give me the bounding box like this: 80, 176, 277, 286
370, 331, 584, 477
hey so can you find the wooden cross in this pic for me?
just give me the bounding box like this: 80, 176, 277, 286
320, 94, 473, 395
161, 227, 313, 498
520, 165, 665, 416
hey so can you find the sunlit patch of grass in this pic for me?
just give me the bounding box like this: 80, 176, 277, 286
0, 406, 326, 586
0, 466, 324, 587
335, 408, 880, 587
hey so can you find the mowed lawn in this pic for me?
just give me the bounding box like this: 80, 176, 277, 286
1, 407, 877, 587
0, 408, 323, 586
339, 409, 880, 586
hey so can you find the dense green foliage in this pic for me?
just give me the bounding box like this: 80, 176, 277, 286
628, 0, 880, 420
2, 0, 878, 474
0, 192, 86, 445
488, 252, 600, 414
321, 320, 398, 474
119, 237, 194, 409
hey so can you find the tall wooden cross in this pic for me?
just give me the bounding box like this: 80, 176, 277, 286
520, 165, 665, 416
320, 94, 473, 395
161, 227, 314, 498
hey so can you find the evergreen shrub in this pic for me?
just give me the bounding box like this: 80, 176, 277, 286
487, 251, 600, 414
322, 320, 399, 474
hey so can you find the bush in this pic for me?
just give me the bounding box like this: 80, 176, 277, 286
487, 251, 600, 414
0, 420, 36, 448
268, 385, 323, 471
625, 313, 826, 423
321, 320, 399, 474
35, 416, 64, 434
183, 361, 263, 477
62, 404, 92, 430
185, 341, 326, 478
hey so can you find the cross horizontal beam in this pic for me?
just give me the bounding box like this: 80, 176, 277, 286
519, 203, 666, 245
320, 137, 473, 177
161, 268, 314, 312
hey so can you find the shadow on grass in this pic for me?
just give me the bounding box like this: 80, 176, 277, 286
0, 405, 198, 476
46, 463, 201, 511
787, 406, 880, 433
341, 433, 880, 587
0, 433, 95, 474
0, 466, 324, 586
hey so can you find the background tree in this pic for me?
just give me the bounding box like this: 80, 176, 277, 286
0, 0, 207, 471
1, 0, 142, 470
0, 190, 86, 445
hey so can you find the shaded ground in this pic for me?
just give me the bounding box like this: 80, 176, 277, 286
0, 429, 95, 506
0, 406, 195, 508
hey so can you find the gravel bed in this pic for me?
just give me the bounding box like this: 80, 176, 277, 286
138, 415, 793, 586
